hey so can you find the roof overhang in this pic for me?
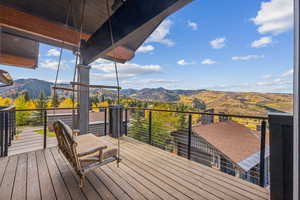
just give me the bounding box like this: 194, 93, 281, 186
0, 0, 192, 67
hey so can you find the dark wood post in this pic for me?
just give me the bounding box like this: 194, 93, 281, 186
259, 120, 266, 187
4, 112, 9, 156
104, 107, 107, 136
269, 113, 293, 200
43, 110, 47, 149
187, 114, 192, 160
125, 108, 128, 136
148, 111, 152, 145
0, 113, 3, 157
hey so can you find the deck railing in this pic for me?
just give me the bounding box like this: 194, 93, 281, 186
1, 106, 270, 187
124, 107, 269, 187
0, 106, 16, 157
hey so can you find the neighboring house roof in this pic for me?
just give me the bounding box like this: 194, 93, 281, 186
192, 120, 269, 171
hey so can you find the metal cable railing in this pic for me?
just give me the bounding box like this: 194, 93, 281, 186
125, 107, 269, 187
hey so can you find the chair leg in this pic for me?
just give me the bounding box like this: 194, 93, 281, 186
117, 157, 120, 168
79, 176, 85, 188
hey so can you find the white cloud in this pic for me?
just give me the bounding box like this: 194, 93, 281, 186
39, 59, 69, 70
232, 55, 264, 61
251, 36, 272, 48
204, 79, 292, 93
47, 49, 61, 57
177, 59, 196, 66
261, 74, 273, 79
282, 69, 293, 77
90, 62, 161, 81
251, 0, 293, 35
147, 19, 175, 46
187, 21, 198, 30
121, 78, 179, 89
210, 37, 226, 49
201, 59, 216, 65
137, 45, 155, 53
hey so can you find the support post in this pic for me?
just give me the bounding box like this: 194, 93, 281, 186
148, 111, 152, 145
259, 120, 266, 187
4, 112, 8, 156
77, 64, 91, 134
125, 108, 128, 136
294, 0, 300, 199
269, 113, 293, 200
0, 113, 3, 157
104, 107, 107, 136
43, 110, 47, 149
187, 114, 192, 160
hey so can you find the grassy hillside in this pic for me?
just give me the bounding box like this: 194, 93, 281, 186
179, 90, 292, 116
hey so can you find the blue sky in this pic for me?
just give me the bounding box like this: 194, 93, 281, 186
0, 0, 294, 93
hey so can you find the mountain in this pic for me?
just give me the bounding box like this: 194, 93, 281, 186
0, 79, 52, 98
0, 79, 293, 115
122, 87, 205, 102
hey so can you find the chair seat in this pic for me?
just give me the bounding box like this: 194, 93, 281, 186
76, 134, 118, 164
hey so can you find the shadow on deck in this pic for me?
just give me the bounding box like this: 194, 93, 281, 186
0, 136, 269, 200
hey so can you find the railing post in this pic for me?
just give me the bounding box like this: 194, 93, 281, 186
125, 108, 128, 136
269, 113, 293, 200
13, 109, 16, 137
4, 112, 8, 156
0, 113, 3, 157
43, 110, 47, 149
104, 107, 107, 136
148, 111, 152, 145
9, 110, 13, 145
187, 114, 192, 160
259, 120, 266, 187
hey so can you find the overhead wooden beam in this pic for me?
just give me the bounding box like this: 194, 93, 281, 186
105, 46, 135, 62
0, 53, 37, 68
81, 0, 192, 64
0, 5, 90, 48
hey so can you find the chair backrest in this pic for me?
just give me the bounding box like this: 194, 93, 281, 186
53, 120, 82, 173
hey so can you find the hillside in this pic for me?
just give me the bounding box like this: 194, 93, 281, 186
0, 79, 293, 115
179, 90, 293, 116
0, 79, 52, 98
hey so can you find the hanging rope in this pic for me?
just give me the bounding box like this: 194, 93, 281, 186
53, 0, 72, 117
106, 0, 121, 167
71, 0, 86, 131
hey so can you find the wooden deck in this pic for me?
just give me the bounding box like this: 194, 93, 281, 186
9, 127, 57, 156
0, 136, 269, 200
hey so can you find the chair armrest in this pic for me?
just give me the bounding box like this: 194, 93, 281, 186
77, 145, 107, 157
72, 129, 80, 137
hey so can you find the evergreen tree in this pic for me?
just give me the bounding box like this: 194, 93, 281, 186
192, 98, 206, 110
32, 91, 47, 125
23, 91, 30, 102
36, 91, 47, 109
51, 93, 60, 108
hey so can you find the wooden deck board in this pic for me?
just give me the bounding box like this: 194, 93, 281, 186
11, 153, 27, 200
26, 152, 41, 200
0, 136, 270, 200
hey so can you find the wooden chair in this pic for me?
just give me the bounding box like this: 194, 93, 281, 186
53, 120, 118, 187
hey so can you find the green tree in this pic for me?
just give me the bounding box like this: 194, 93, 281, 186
23, 91, 30, 102
192, 98, 206, 110
32, 91, 47, 125
51, 92, 60, 108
